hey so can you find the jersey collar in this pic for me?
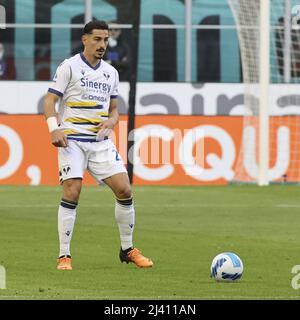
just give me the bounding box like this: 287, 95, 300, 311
80, 52, 101, 70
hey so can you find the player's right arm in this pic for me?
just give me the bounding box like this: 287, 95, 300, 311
44, 60, 71, 148
44, 92, 68, 148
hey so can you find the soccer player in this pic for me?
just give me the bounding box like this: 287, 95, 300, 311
43, 20, 153, 270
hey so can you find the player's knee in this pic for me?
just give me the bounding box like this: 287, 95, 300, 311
64, 188, 81, 202
116, 185, 132, 199
63, 180, 81, 201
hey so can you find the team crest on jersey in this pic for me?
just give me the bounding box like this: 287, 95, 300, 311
81, 69, 85, 76
103, 72, 110, 80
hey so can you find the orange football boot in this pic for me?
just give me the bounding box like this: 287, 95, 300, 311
57, 255, 72, 270
119, 248, 153, 268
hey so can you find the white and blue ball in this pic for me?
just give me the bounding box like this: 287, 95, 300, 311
210, 252, 243, 282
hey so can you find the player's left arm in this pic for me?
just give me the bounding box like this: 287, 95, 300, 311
97, 98, 119, 136
107, 98, 119, 128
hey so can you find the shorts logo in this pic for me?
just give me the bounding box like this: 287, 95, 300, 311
62, 165, 71, 175
65, 230, 71, 236
113, 150, 121, 161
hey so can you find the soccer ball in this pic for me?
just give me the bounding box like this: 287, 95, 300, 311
210, 252, 243, 282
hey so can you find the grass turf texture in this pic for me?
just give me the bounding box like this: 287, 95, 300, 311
0, 185, 299, 300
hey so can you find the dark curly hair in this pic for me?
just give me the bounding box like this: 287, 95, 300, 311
83, 20, 109, 35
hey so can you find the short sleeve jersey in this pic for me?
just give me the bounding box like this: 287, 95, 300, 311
48, 53, 119, 142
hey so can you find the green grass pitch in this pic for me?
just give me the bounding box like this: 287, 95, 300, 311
0, 185, 300, 300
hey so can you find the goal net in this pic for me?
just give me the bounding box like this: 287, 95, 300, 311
228, 0, 300, 184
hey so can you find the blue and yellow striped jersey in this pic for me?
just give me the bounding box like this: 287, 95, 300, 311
48, 53, 119, 142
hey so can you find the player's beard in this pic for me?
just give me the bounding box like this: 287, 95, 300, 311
95, 50, 104, 60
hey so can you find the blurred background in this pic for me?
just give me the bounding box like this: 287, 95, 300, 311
1, 0, 300, 186
0, 0, 241, 83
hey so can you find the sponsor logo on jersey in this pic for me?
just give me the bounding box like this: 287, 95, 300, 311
80, 77, 111, 93
81, 93, 107, 102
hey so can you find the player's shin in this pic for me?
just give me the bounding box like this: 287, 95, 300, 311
115, 197, 135, 251
58, 199, 78, 257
